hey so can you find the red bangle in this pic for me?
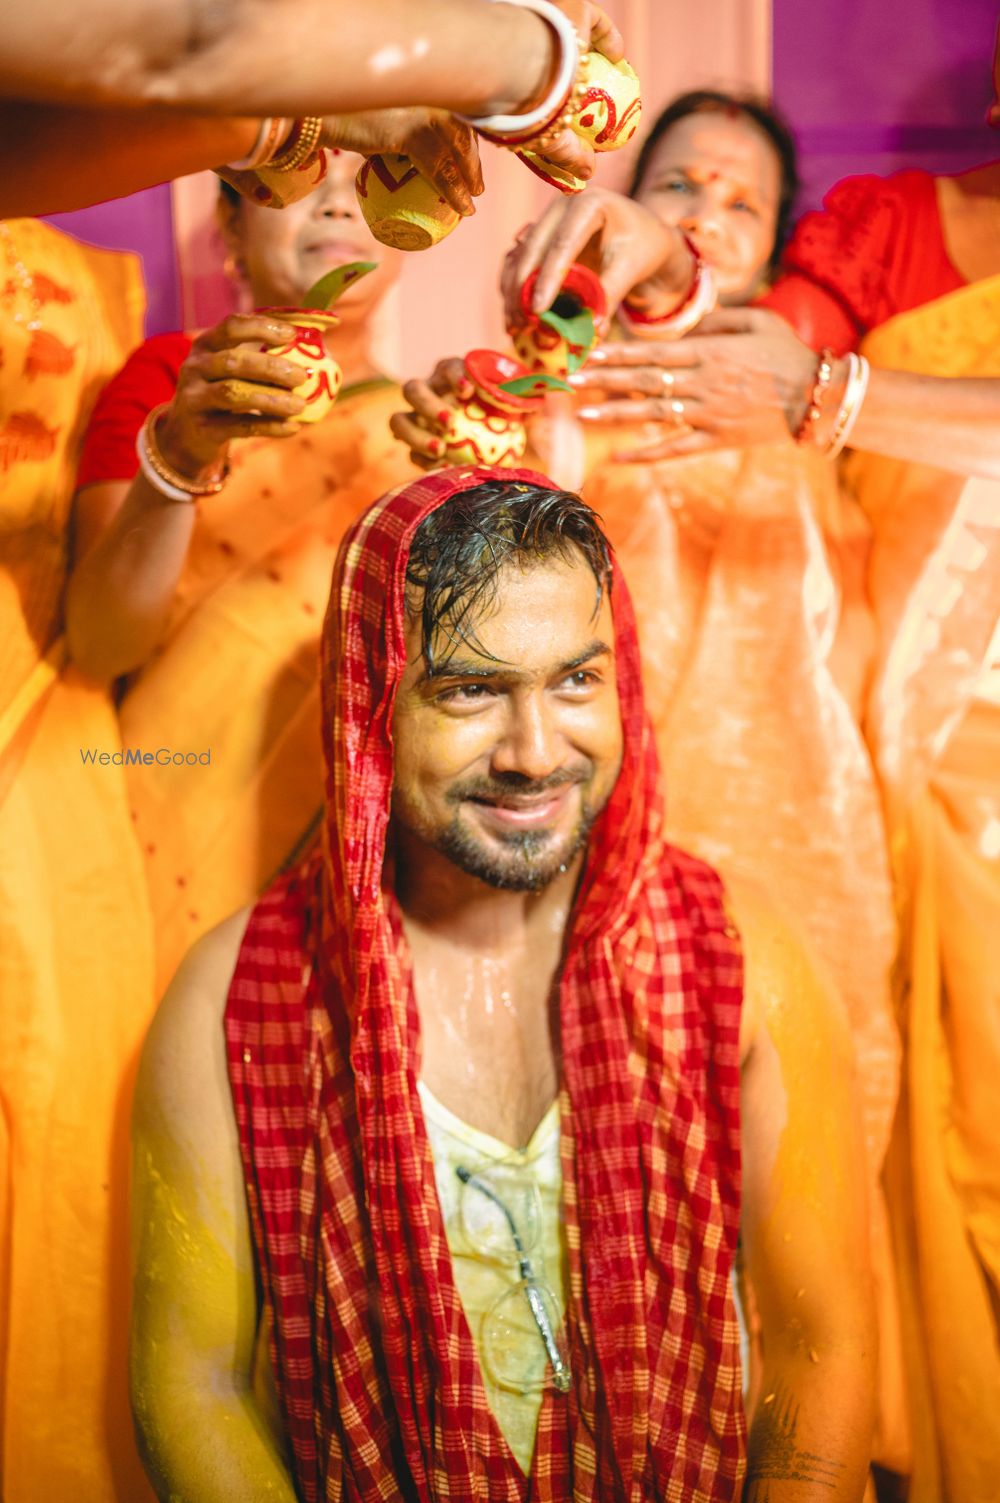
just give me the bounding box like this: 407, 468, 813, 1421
620, 235, 717, 337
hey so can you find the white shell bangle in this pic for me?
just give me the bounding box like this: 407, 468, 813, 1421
136, 437, 198, 503
459, 0, 579, 138
826, 352, 870, 457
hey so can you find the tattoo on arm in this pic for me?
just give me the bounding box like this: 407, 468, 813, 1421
744, 1380, 846, 1497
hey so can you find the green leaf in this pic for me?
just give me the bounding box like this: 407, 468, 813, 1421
497, 374, 573, 396
301, 261, 377, 310
538, 305, 595, 372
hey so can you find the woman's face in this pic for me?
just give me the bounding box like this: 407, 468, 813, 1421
633, 110, 782, 303
227, 149, 402, 314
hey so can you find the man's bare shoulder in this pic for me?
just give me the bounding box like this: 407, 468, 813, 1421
137, 906, 254, 1117
719, 871, 848, 1066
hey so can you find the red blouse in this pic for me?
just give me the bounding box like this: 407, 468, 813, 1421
76, 331, 193, 489
762, 169, 967, 353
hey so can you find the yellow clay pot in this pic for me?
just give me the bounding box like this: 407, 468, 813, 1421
258, 309, 343, 424
355, 154, 461, 251
569, 53, 642, 153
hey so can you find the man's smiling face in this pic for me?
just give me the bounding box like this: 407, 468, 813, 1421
391, 552, 623, 892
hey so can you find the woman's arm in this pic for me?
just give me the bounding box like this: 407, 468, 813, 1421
0, 103, 259, 218
1, 0, 616, 116
2, 2, 622, 214
846, 368, 1000, 478
2, 102, 488, 219
575, 308, 1000, 479
67, 314, 307, 682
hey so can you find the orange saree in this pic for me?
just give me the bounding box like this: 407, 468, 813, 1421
0, 220, 154, 1502
847, 274, 1000, 1503
116, 380, 416, 994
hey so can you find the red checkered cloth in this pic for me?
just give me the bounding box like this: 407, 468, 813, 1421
226, 466, 746, 1501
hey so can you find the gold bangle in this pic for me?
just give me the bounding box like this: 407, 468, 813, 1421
137, 404, 228, 501
268, 117, 324, 173
795, 347, 835, 445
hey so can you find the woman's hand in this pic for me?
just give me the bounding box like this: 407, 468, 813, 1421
552, 0, 624, 60
389, 357, 471, 467
320, 109, 483, 216
156, 314, 309, 480
572, 308, 822, 461
501, 187, 691, 334
513, 1, 625, 188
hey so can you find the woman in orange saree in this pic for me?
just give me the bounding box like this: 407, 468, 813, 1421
556, 43, 1000, 1491
846, 272, 1000, 1503
775, 149, 1000, 1500
0, 218, 155, 1501
71, 149, 416, 996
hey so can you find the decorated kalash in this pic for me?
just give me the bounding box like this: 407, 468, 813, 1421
356, 21, 642, 250
254, 260, 378, 422
427, 262, 607, 466
230, 20, 639, 459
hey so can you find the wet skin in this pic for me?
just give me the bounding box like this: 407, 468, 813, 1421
391, 554, 623, 895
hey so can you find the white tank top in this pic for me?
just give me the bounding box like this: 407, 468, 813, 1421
418, 1081, 567, 1474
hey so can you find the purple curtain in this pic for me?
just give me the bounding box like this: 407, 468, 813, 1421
772, 0, 998, 207
44, 184, 180, 336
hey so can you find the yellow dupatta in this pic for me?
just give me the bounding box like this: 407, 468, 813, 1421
845, 274, 1000, 1503
0, 221, 155, 1502
118, 380, 415, 995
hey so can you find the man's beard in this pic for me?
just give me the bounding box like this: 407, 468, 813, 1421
416, 769, 599, 893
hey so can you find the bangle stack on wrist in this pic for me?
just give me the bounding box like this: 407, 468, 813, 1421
136, 404, 229, 505
459, 0, 582, 150
825, 353, 870, 457
225, 117, 323, 174
620, 236, 718, 339
226, 118, 292, 171
268, 117, 324, 173
795, 347, 835, 445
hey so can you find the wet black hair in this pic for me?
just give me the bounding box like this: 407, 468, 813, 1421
406, 480, 613, 674
627, 88, 801, 272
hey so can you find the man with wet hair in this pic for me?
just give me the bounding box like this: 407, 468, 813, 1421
131, 469, 875, 1501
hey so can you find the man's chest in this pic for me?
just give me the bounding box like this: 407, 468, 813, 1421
411, 948, 561, 1151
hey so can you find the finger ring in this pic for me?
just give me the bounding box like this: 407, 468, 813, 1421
659, 369, 675, 393
670, 397, 685, 419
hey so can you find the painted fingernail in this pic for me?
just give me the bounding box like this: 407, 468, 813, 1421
457, 380, 474, 399
588, 347, 607, 362
577, 407, 601, 420
566, 372, 587, 386
437, 408, 453, 425
428, 437, 444, 455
